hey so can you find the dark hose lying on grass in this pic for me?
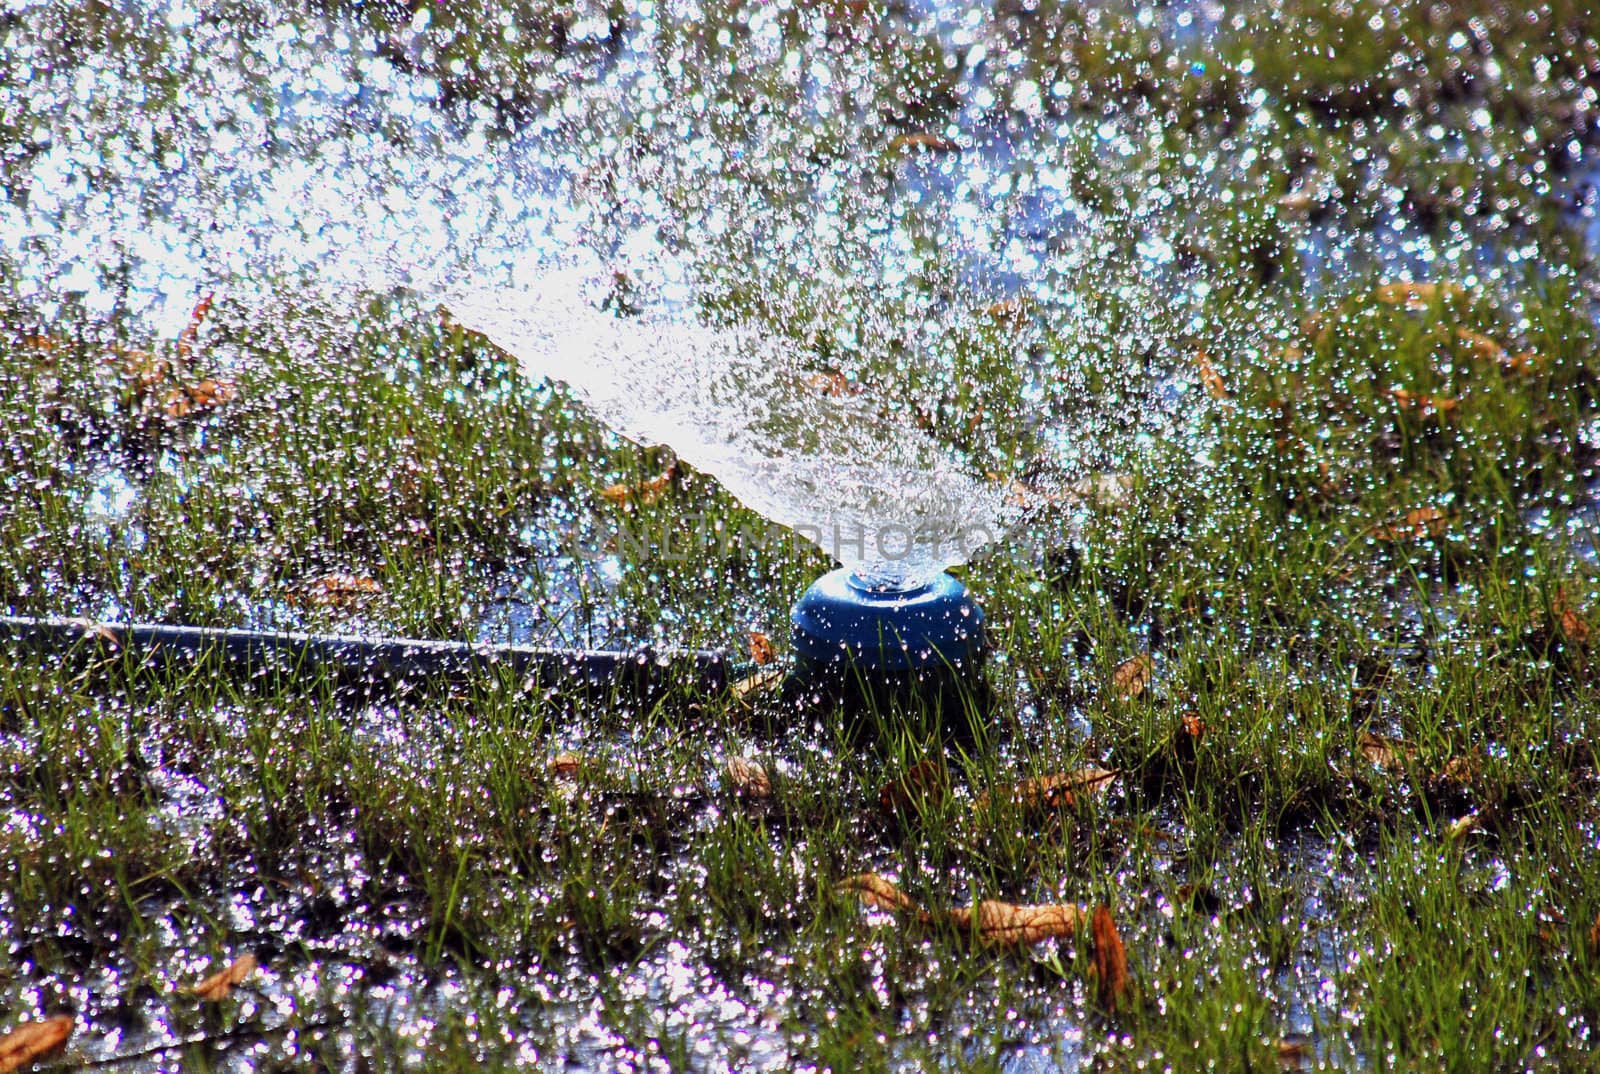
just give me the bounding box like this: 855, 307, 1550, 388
0, 615, 736, 699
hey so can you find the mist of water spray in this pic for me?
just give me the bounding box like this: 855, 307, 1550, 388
2, 2, 1220, 576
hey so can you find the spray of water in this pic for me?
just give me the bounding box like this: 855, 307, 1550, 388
443, 253, 1009, 575
1, 1, 1221, 579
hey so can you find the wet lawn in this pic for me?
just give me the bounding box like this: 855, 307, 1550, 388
4, 1, 1600, 1069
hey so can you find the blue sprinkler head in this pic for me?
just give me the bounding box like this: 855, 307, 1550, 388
788, 566, 987, 706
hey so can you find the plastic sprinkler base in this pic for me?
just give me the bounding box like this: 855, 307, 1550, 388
782, 565, 989, 744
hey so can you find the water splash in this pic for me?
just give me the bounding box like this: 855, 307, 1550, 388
444, 254, 1010, 575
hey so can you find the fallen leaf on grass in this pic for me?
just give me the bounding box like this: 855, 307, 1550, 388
1357, 734, 1476, 784
1387, 388, 1458, 419
838, 873, 919, 913
600, 466, 676, 508
730, 665, 785, 704
67, 619, 123, 647
725, 756, 772, 798
191, 953, 257, 1001
1371, 507, 1452, 542
1374, 281, 1467, 310
948, 900, 1087, 947
748, 631, 777, 666
977, 767, 1116, 813
1357, 733, 1414, 770
116, 346, 167, 394
163, 378, 238, 419
175, 291, 215, 365
1113, 654, 1152, 700
803, 369, 861, 397
1068, 472, 1134, 508
548, 752, 583, 778
301, 574, 382, 609
1448, 328, 1547, 374
1277, 1038, 1312, 1068
0, 1016, 73, 1073
1587, 911, 1600, 953
1300, 311, 1333, 349
878, 758, 948, 814
1091, 905, 1130, 1013
836, 874, 1088, 947
1276, 191, 1317, 213
999, 475, 1074, 512
980, 298, 1032, 326
888, 132, 960, 154
107, 293, 237, 422
1453, 328, 1506, 365
1501, 351, 1545, 375
1553, 587, 1590, 650
1194, 349, 1229, 401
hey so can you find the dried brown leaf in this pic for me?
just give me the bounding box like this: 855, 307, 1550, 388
730, 666, 785, 704
878, 758, 948, 814
600, 466, 675, 508
888, 131, 960, 154
164, 378, 238, 419
1068, 472, 1134, 508
1588, 911, 1600, 953
116, 346, 168, 393
1554, 587, 1590, 650
1502, 351, 1544, 375
837, 873, 919, 913
1372, 506, 1452, 543
1387, 388, 1458, 419
1277, 1038, 1311, 1068
1358, 734, 1475, 786
1438, 755, 1478, 784
748, 631, 777, 666
725, 756, 772, 798
302, 574, 381, 609
0, 1016, 73, 1073
1113, 654, 1152, 700
979, 767, 1116, 813
1453, 328, 1506, 365
1091, 904, 1131, 1012
803, 369, 860, 397
839, 876, 1088, 950
191, 953, 258, 1002
1357, 733, 1415, 771
175, 291, 215, 365
1374, 280, 1467, 310
1194, 349, 1229, 401
66, 618, 122, 647
1001, 477, 1072, 512
980, 298, 1032, 326
948, 900, 1087, 948
1300, 311, 1332, 349
548, 752, 583, 778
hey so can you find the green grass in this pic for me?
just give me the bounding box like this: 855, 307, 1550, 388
5, 0, 1600, 1070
